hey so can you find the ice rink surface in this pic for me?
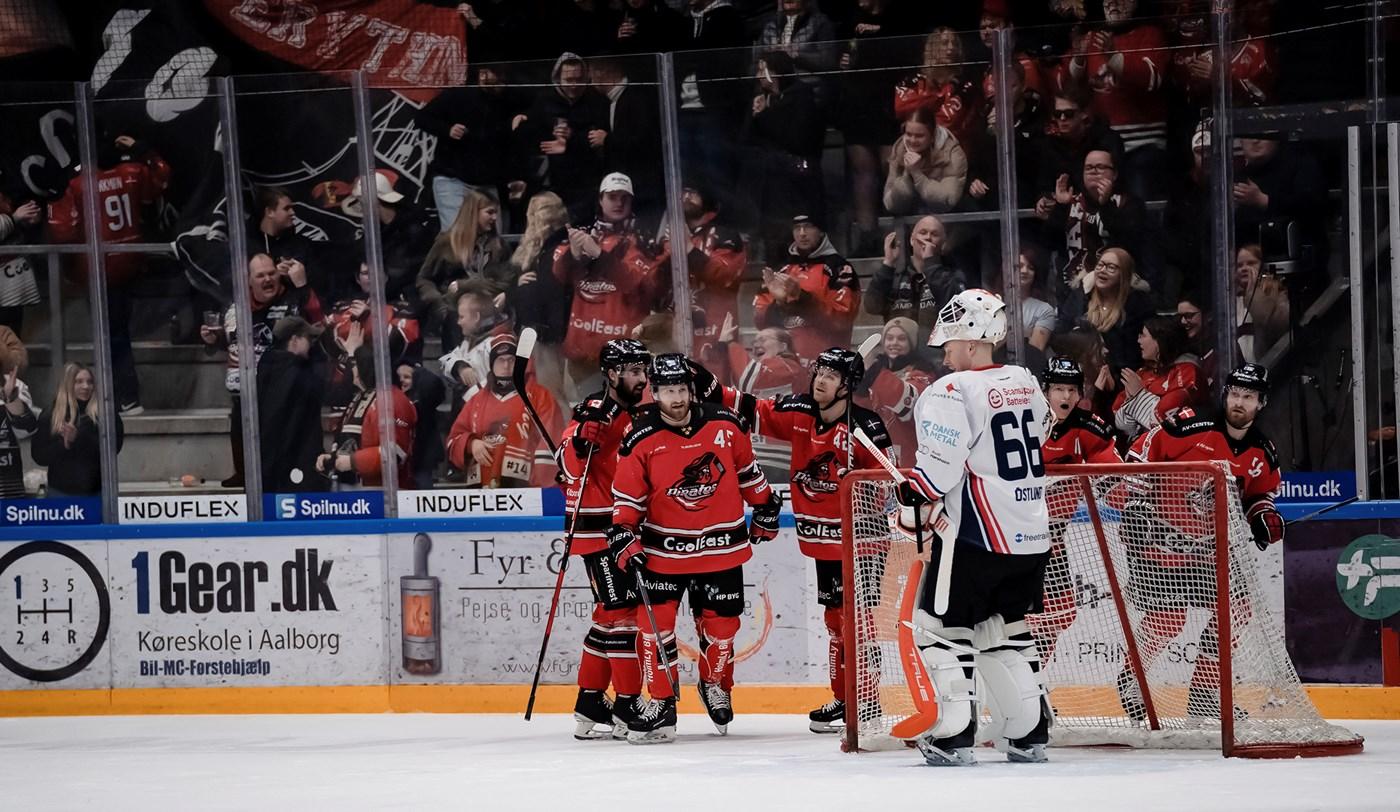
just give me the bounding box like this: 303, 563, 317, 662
3, 714, 1397, 811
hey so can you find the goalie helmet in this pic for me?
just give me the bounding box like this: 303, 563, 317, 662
929, 289, 1007, 348
648, 352, 693, 390
812, 347, 865, 394
599, 338, 650, 374
1225, 362, 1270, 406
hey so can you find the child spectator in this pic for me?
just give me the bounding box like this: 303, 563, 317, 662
856, 317, 939, 468
446, 334, 561, 487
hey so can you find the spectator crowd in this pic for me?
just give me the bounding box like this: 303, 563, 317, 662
0, 0, 1361, 497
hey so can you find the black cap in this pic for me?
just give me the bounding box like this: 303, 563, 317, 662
792, 214, 825, 231
1226, 362, 1270, 394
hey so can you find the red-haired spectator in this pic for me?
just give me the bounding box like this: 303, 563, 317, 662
1111, 316, 1206, 440
446, 334, 562, 488
883, 106, 967, 215
856, 317, 939, 468
754, 216, 859, 367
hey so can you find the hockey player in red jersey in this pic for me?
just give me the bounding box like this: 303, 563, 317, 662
445, 335, 562, 487
1117, 362, 1284, 721
608, 353, 782, 743
694, 347, 893, 733
555, 338, 652, 740
1034, 356, 1121, 664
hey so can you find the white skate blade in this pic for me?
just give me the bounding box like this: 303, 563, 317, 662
610, 718, 630, 741
809, 720, 845, 734
1004, 743, 1048, 763
712, 723, 728, 736
917, 739, 978, 767
626, 725, 677, 745
573, 714, 614, 741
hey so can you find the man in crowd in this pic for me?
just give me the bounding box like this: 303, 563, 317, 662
257, 317, 327, 493
318, 344, 417, 489
754, 216, 859, 367
343, 171, 434, 302
249, 186, 320, 293
552, 172, 668, 398
1040, 149, 1147, 291
516, 53, 609, 220
590, 57, 663, 221
676, 186, 746, 363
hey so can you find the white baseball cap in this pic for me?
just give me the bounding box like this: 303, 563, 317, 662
342, 170, 403, 216
599, 172, 634, 196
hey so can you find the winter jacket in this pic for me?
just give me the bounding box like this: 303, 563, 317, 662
256, 348, 328, 493
757, 11, 839, 105
864, 259, 966, 343
414, 234, 512, 317
1058, 273, 1155, 371
883, 129, 968, 215
30, 403, 124, 497
753, 235, 860, 366
416, 85, 525, 188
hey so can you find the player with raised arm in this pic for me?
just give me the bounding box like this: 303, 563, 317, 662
896, 289, 1055, 766
692, 348, 894, 733
1116, 362, 1283, 721
608, 354, 782, 743
1034, 355, 1123, 663
555, 338, 651, 740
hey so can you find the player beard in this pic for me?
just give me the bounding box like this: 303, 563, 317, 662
612, 379, 646, 406
1225, 405, 1255, 431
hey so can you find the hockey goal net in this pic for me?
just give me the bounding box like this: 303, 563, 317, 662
839, 462, 1363, 758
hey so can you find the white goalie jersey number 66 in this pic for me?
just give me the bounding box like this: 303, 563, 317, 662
911, 365, 1052, 556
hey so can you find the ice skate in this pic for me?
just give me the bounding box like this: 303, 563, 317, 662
626, 697, 677, 745
808, 699, 845, 734
698, 681, 733, 735
572, 689, 615, 740
917, 720, 979, 767
611, 694, 644, 741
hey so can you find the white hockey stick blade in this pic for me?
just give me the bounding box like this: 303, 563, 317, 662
933, 522, 955, 616
516, 327, 538, 361
857, 333, 881, 358
852, 427, 904, 482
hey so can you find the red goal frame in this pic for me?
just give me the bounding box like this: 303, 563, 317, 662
838, 462, 1365, 759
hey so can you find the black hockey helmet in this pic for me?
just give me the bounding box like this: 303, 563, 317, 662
599, 338, 650, 375
1224, 362, 1270, 405
812, 347, 864, 395
648, 352, 694, 390
1043, 356, 1083, 389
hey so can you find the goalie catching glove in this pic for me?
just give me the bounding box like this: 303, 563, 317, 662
1248, 504, 1284, 551
749, 492, 782, 544
608, 524, 647, 572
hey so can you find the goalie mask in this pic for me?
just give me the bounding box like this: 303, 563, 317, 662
929, 289, 1008, 348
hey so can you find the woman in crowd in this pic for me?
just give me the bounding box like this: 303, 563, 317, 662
1058, 246, 1153, 371
32, 362, 124, 497
857, 317, 939, 468
504, 192, 572, 406
893, 27, 979, 146
1235, 243, 1290, 363
1109, 316, 1205, 441
1005, 245, 1058, 355
883, 105, 967, 215
415, 190, 510, 348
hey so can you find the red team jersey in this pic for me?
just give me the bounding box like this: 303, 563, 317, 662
47, 155, 172, 285
335, 387, 418, 487
1044, 407, 1121, 466
611, 403, 773, 575
726, 390, 893, 561
447, 381, 563, 488
1129, 407, 1281, 555
559, 394, 636, 556
551, 229, 668, 364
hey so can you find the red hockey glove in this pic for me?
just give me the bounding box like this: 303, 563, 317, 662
608, 524, 647, 572
1249, 507, 1284, 551
749, 493, 782, 544
572, 418, 606, 457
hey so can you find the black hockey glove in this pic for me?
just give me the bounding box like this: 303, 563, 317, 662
1249, 507, 1285, 551
749, 492, 783, 544
896, 482, 928, 508
687, 358, 722, 404
608, 524, 647, 573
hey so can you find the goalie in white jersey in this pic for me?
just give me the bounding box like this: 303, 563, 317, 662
897, 289, 1055, 766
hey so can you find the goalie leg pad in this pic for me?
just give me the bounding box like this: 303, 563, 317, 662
911, 609, 977, 741
974, 616, 1051, 744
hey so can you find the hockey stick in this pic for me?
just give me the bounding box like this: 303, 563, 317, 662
1285, 495, 1359, 526
523, 446, 592, 720
851, 426, 942, 740
513, 328, 559, 457
633, 568, 681, 699
852, 427, 953, 616
845, 334, 883, 473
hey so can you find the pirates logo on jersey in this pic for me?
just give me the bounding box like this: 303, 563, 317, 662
791, 450, 841, 500
666, 452, 726, 510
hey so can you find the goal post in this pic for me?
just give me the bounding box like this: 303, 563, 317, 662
839, 462, 1364, 758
